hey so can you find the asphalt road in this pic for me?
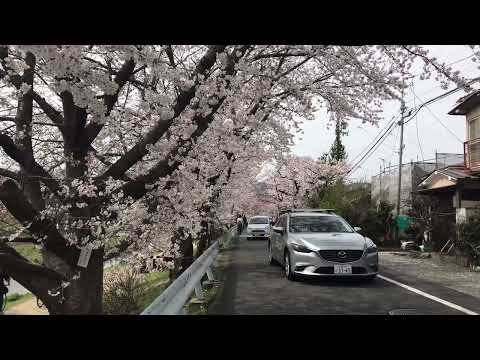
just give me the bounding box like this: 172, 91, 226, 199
210, 236, 480, 315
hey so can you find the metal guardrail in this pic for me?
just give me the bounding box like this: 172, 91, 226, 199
141, 226, 236, 315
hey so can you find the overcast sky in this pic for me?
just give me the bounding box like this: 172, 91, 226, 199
292, 45, 480, 182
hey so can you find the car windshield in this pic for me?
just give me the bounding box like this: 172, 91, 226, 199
249, 217, 269, 224
289, 216, 353, 233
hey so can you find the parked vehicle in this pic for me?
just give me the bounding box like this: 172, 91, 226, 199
268, 209, 378, 281
246, 216, 272, 240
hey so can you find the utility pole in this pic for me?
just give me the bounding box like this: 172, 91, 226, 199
379, 158, 385, 202
378, 164, 382, 201
395, 100, 407, 247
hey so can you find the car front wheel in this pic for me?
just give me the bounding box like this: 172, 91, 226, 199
268, 243, 278, 265
284, 251, 297, 281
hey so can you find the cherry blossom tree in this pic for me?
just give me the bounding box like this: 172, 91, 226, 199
217, 161, 277, 222
0, 45, 474, 314
264, 155, 349, 211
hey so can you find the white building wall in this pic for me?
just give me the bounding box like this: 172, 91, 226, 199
371, 162, 437, 212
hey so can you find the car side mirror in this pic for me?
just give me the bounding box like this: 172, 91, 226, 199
354, 227, 362, 232
272, 226, 284, 235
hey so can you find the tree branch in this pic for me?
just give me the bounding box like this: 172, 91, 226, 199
0, 116, 15, 122
97, 45, 227, 182
103, 237, 136, 261
31, 92, 65, 135
79, 58, 136, 150
0, 179, 79, 267
118, 46, 250, 200
0, 243, 66, 308
0, 133, 61, 194
0, 237, 34, 243
0, 168, 19, 180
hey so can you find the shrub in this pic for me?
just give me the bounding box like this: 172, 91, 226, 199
455, 210, 480, 267
310, 180, 394, 244
103, 267, 146, 315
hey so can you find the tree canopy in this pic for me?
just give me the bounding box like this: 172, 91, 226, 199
0, 45, 474, 313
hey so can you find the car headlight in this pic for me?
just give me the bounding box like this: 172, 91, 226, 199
291, 243, 313, 253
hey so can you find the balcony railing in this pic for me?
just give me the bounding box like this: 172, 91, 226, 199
464, 136, 480, 172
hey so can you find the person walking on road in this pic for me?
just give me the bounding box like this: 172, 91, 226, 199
1, 271, 9, 315
236, 215, 243, 235
243, 215, 248, 229
385, 211, 395, 245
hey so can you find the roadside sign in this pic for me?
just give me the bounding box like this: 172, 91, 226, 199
396, 215, 410, 230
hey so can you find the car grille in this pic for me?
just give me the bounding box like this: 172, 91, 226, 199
314, 266, 366, 274
318, 250, 364, 263
252, 230, 265, 235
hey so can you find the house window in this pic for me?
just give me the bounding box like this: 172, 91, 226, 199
468, 115, 480, 169
469, 115, 480, 140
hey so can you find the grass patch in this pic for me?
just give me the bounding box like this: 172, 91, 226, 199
185, 285, 219, 315
102, 265, 169, 314
9, 243, 42, 264
136, 271, 169, 312
4, 293, 34, 310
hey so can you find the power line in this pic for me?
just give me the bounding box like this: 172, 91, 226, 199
410, 83, 425, 162
424, 103, 463, 144
349, 104, 413, 176
349, 118, 398, 172
405, 77, 480, 125
356, 126, 397, 153
410, 89, 464, 144
349, 58, 479, 179
350, 110, 401, 164
348, 119, 399, 175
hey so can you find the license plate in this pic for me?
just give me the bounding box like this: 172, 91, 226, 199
334, 264, 352, 274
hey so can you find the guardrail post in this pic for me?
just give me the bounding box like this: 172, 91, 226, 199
141, 228, 233, 315
194, 281, 205, 300
206, 266, 215, 281
178, 307, 187, 315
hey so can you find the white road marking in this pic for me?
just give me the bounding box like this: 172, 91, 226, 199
378, 274, 478, 315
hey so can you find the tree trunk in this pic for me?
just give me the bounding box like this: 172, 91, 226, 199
196, 220, 210, 257
169, 234, 194, 282
42, 247, 104, 314
19, 171, 45, 210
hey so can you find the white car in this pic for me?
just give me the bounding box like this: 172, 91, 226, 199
246, 216, 272, 240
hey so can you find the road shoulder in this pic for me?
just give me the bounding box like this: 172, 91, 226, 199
380, 251, 480, 314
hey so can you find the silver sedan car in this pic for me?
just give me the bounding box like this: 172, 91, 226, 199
268, 210, 378, 281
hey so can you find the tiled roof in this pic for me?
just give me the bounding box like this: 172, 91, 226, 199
436, 166, 474, 179
448, 90, 480, 115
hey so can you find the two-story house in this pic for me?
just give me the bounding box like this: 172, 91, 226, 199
416, 90, 480, 249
